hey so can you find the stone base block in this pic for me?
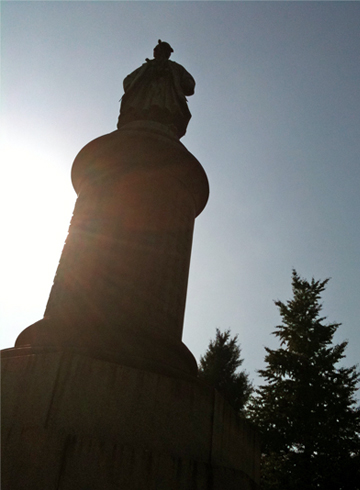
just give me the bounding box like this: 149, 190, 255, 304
2, 349, 260, 489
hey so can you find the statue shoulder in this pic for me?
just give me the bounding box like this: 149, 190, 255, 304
123, 62, 149, 92
168, 61, 195, 96
168, 60, 187, 72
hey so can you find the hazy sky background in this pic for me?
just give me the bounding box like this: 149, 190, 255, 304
1, 1, 359, 390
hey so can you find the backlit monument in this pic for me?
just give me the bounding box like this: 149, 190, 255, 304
2, 41, 260, 489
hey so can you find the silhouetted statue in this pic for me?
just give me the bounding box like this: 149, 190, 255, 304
117, 40, 195, 138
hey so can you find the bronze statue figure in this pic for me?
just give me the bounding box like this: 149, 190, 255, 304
117, 40, 195, 138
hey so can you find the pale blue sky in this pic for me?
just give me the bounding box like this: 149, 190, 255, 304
1, 1, 359, 389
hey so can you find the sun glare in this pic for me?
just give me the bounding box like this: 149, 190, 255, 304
1, 141, 76, 348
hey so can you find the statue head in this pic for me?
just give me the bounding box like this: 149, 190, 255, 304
153, 40, 174, 60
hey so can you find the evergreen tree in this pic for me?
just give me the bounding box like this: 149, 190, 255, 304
249, 270, 360, 490
198, 328, 252, 412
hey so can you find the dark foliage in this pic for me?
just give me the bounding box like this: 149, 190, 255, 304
248, 270, 360, 490
198, 328, 253, 412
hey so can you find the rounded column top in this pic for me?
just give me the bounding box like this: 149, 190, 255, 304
71, 125, 209, 217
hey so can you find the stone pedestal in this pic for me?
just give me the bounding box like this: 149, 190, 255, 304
16, 122, 209, 378
3, 122, 260, 489
2, 349, 260, 490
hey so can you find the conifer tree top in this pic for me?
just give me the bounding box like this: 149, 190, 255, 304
249, 270, 360, 490
198, 329, 253, 413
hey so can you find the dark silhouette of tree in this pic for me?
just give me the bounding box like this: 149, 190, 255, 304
198, 328, 253, 412
248, 270, 360, 490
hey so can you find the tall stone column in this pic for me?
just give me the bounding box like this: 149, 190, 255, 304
15, 122, 209, 377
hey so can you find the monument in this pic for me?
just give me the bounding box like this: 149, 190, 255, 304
2, 41, 260, 489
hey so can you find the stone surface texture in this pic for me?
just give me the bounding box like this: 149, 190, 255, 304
16, 123, 209, 378
2, 350, 260, 489
3, 121, 260, 489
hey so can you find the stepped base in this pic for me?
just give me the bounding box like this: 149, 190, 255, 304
2, 349, 260, 490
15, 317, 198, 379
